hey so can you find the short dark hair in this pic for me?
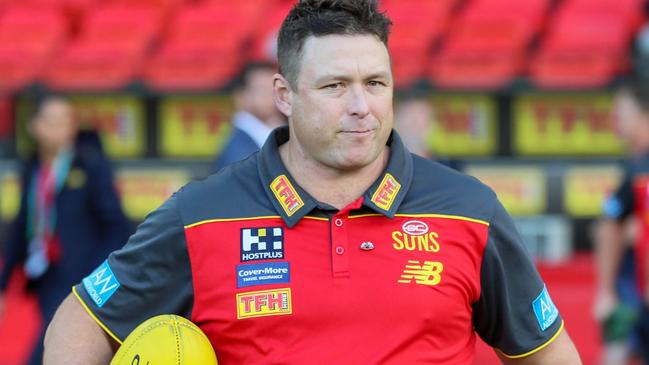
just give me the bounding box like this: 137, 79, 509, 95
277, 0, 392, 88
621, 75, 649, 114
231, 61, 277, 92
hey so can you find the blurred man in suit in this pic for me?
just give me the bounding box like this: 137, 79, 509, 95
214, 62, 286, 171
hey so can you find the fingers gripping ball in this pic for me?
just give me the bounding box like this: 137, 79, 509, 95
110, 315, 218, 365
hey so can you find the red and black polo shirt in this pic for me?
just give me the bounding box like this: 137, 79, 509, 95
75, 126, 563, 364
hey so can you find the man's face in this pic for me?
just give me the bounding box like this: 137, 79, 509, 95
284, 34, 393, 171
613, 89, 649, 152
30, 99, 78, 154
241, 68, 280, 123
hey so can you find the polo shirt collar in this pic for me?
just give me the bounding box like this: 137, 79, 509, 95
258, 126, 413, 227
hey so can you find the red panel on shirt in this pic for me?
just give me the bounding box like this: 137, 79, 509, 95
185, 214, 489, 365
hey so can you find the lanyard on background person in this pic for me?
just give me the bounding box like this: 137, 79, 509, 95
24, 148, 74, 279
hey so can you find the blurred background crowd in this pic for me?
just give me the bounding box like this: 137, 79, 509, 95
0, 0, 648, 364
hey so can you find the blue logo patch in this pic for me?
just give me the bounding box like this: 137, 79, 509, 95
603, 196, 623, 219
241, 227, 285, 262
532, 286, 559, 331
237, 262, 290, 288
82, 260, 120, 308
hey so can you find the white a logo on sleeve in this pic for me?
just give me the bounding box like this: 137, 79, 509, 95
82, 260, 121, 308
532, 285, 559, 331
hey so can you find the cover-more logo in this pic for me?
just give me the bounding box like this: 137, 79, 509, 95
398, 260, 444, 287
237, 288, 292, 319
241, 227, 285, 262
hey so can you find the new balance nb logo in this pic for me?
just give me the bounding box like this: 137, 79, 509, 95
398, 260, 444, 286
241, 227, 285, 262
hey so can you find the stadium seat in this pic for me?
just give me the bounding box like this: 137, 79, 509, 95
429, 0, 548, 89
247, 0, 295, 61
42, 4, 163, 90
383, 0, 455, 88
530, 51, 621, 89
143, 2, 258, 91
530, 0, 642, 88
0, 6, 68, 93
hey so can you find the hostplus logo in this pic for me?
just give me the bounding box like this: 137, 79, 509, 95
241, 227, 285, 262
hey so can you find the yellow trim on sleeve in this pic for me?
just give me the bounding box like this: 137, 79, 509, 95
184, 216, 282, 229
72, 286, 123, 345
497, 320, 565, 359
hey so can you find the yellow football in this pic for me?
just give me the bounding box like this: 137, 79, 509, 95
110, 314, 218, 365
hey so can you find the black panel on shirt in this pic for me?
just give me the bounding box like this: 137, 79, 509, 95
472, 201, 562, 356
74, 193, 193, 341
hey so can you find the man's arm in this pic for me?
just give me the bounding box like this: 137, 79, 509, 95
43, 293, 119, 365
497, 330, 581, 365
593, 219, 626, 320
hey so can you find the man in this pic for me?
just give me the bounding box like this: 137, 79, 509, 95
0, 95, 130, 365
43, 1, 581, 364
594, 77, 649, 365
214, 62, 286, 171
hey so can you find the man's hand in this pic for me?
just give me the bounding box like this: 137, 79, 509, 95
593, 288, 618, 322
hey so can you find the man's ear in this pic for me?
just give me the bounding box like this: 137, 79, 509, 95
273, 73, 293, 118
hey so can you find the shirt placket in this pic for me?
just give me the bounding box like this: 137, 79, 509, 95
331, 211, 351, 278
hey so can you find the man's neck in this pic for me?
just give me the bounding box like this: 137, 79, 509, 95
279, 142, 389, 210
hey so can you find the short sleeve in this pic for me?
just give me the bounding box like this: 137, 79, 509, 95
472, 201, 563, 358
603, 165, 633, 221
73, 193, 193, 342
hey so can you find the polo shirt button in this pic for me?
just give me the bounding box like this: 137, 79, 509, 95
335, 246, 345, 255
334, 218, 343, 227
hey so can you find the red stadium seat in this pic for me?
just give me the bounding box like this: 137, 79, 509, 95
429, 0, 548, 89
143, 2, 258, 91
529, 0, 642, 88
530, 51, 622, 89
42, 4, 163, 90
43, 46, 142, 90
383, 0, 455, 88
143, 49, 241, 91
0, 6, 68, 92
431, 52, 521, 89
248, 0, 295, 61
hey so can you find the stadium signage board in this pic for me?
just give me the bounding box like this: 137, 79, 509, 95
159, 96, 233, 158
116, 168, 189, 221
429, 94, 498, 157
465, 166, 546, 216
563, 166, 621, 217
513, 93, 623, 156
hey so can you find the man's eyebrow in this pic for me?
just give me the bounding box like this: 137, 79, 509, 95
314, 71, 391, 85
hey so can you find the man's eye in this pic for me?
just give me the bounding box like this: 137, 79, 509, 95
325, 82, 343, 89
368, 80, 385, 87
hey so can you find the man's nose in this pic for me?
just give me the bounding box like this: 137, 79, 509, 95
347, 85, 370, 118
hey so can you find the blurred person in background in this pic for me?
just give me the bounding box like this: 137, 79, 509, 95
0, 95, 131, 365
214, 62, 286, 171
594, 76, 649, 365
394, 89, 460, 170
394, 90, 435, 159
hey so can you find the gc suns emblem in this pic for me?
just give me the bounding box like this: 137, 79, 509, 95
360, 242, 375, 251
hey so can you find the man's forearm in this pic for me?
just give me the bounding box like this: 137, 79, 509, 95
44, 293, 118, 365
595, 219, 626, 292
